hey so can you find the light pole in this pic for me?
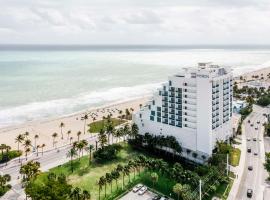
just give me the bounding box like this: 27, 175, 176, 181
227, 153, 229, 176
199, 179, 202, 200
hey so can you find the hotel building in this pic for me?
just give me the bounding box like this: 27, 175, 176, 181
133, 63, 233, 162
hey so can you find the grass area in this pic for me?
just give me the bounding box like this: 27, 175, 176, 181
36, 143, 143, 200
229, 148, 241, 167
205, 178, 233, 200
88, 118, 125, 133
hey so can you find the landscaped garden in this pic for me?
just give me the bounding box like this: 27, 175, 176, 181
22, 121, 234, 200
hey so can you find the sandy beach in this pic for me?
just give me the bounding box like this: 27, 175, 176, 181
236, 66, 270, 82
0, 97, 149, 151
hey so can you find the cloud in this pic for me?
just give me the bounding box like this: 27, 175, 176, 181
0, 0, 269, 44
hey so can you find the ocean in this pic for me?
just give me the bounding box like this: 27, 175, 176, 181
1, 45, 270, 127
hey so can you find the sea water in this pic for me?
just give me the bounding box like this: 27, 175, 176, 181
1, 45, 270, 127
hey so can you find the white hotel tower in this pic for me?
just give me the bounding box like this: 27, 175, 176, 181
133, 63, 233, 162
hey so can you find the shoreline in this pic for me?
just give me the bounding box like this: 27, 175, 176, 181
0, 96, 149, 151
0, 96, 151, 133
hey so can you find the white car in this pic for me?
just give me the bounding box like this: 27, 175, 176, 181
138, 186, 147, 195
132, 184, 143, 193
247, 138, 251, 141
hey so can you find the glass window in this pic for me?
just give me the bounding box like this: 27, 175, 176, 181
157, 106, 161, 111
157, 117, 161, 122
150, 116, 154, 121
151, 111, 155, 116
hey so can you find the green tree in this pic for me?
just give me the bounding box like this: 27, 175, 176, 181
81, 113, 89, 135
131, 123, 139, 139
20, 161, 40, 183
59, 122, 65, 140
98, 129, 107, 149
173, 183, 183, 200
67, 148, 77, 173
52, 132, 58, 148
77, 131, 82, 142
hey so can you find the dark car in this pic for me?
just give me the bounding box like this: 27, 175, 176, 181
255, 127, 258, 130
248, 166, 253, 171
253, 138, 257, 141
248, 120, 250, 123
254, 152, 258, 156
251, 124, 254, 127
247, 189, 253, 198
257, 121, 260, 124
247, 148, 251, 153
152, 195, 161, 200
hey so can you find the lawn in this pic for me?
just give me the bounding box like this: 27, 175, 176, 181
88, 118, 125, 133
229, 148, 241, 167
36, 143, 143, 200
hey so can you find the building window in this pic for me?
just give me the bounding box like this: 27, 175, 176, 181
148, 105, 151, 109
157, 117, 161, 122
151, 111, 155, 116
169, 80, 172, 86
157, 106, 161, 111
150, 116, 154, 121
159, 91, 162, 96
152, 100, 155, 105
157, 112, 161, 117
139, 114, 142, 118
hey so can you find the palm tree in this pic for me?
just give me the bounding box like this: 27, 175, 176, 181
67, 130, 71, 140
77, 131, 82, 142
52, 132, 58, 148
67, 148, 77, 173
41, 144, 45, 156
128, 160, 136, 179
98, 129, 107, 149
116, 164, 124, 189
106, 122, 114, 144
131, 123, 139, 139
70, 187, 81, 200
173, 183, 183, 200
59, 122, 65, 139
124, 165, 131, 183
70, 136, 73, 145
34, 134, 39, 149
36, 145, 40, 157
150, 172, 158, 187
80, 139, 88, 157
4, 145, 11, 165
0, 174, 11, 188
111, 169, 120, 190
98, 176, 106, 200
106, 172, 113, 194
81, 113, 89, 134
24, 131, 29, 139
82, 190, 91, 200
25, 147, 31, 161
87, 144, 94, 165
15, 134, 25, 152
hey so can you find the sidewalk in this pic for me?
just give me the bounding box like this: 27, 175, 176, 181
227, 122, 247, 200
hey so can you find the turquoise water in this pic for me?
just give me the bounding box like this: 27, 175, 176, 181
1, 46, 270, 127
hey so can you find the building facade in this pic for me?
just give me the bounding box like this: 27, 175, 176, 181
133, 63, 233, 162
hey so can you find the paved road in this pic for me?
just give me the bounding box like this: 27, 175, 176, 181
0, 134, 101, 199
236, 105, 269, 200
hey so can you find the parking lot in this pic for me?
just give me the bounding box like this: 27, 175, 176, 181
119, 190, 157, 200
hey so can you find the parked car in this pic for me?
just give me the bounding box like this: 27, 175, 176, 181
251, 124, 254, 127
253, 138, 257, 141
257, 121, 260, 124
247, 148, 251, 153
160, 197, 168, 200
138, 186, 147, 195
254, 152, 258, 156
247, 189, 253, 198
255, 127, 258, 130
248, 120, 250, 123
248, 166, 253, 171
247, 138, 251, 141
132, 184, 143, 193
152, 195, 161, 200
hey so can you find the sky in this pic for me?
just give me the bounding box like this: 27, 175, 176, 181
0, 0, 270, 45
